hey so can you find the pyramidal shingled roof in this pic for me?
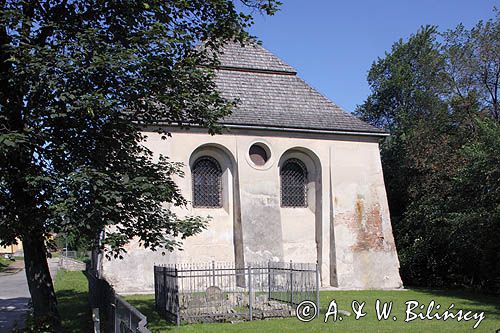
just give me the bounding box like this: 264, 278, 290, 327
213, 42, 386, 135
215, 42, 297, 74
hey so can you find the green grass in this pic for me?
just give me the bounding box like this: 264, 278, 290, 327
0, 257, 12, 270
50, 252, 61, 258
54, 270, 92, 333
125, 289, 500, 333
48, 270, 500, 332
0, 256, 18, 272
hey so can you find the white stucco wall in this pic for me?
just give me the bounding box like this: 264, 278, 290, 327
101, 127, 402, 293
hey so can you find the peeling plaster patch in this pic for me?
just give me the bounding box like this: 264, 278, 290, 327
352, 197, 385, 252
282, 242, 317, 261
355, 195, 364, 225
244, 247, 277, 262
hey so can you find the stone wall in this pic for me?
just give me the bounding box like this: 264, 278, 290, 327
101, 128, 403, 293
58, 257, 86, 271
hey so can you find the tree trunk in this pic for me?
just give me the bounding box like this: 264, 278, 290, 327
22, 234, 62, 331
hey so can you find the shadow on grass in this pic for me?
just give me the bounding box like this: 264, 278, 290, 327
126, 298, 178, 332
408, 288, 500, 318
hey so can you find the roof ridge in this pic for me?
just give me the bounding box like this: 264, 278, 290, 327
215, 41, 297, 74
217, 65, 297, 75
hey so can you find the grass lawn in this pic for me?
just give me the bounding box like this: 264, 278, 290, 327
50, 251, 61, 258
54, 270, 92, 333
0, 256, 23, 273
0, 256, 13, 272
126, 289, 500, 333
49, 270, 500, 332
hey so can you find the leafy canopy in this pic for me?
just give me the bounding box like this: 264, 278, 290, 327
355, 11, 500, 291
0, 0, 282, 257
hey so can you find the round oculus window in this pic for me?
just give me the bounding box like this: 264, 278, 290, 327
249, 144, 269, 166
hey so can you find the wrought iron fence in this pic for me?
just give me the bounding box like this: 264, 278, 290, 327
154, 261, 319, 324
87, 270, 151, 333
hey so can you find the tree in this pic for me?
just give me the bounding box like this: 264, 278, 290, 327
354, 25, 449, 228
0, 0, 281, 330
449, 118, 500, 289
355, 12, 500, 292
442, 9, 500, 122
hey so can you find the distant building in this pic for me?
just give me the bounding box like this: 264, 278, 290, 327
99, 42, 402, 293
0, 239, 22, 255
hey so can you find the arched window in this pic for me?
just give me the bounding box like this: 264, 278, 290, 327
192, 157, 222, 208
280, 158, 308, 207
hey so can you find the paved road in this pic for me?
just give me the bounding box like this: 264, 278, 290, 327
0, 258, 59, 333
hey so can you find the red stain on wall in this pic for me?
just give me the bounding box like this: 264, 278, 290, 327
351, 199, 386, 252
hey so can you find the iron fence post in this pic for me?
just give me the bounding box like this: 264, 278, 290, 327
267, 260, 271, 301
212, 260, 216, 286
248, 265, 253, 321
289, 260, 293, 305
175, 266, 180, 326
316, 261, 320, 317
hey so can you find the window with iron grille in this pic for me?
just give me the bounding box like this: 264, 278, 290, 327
280, 158, 308, 207
192, 157, 222, 208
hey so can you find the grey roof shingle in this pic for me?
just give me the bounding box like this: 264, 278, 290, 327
216, 42, 297, 74
214, 42, 385, 135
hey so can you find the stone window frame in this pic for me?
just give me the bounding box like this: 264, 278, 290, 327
245, 140, 274, 170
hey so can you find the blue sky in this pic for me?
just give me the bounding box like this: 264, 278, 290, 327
246, 1, 497, 113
